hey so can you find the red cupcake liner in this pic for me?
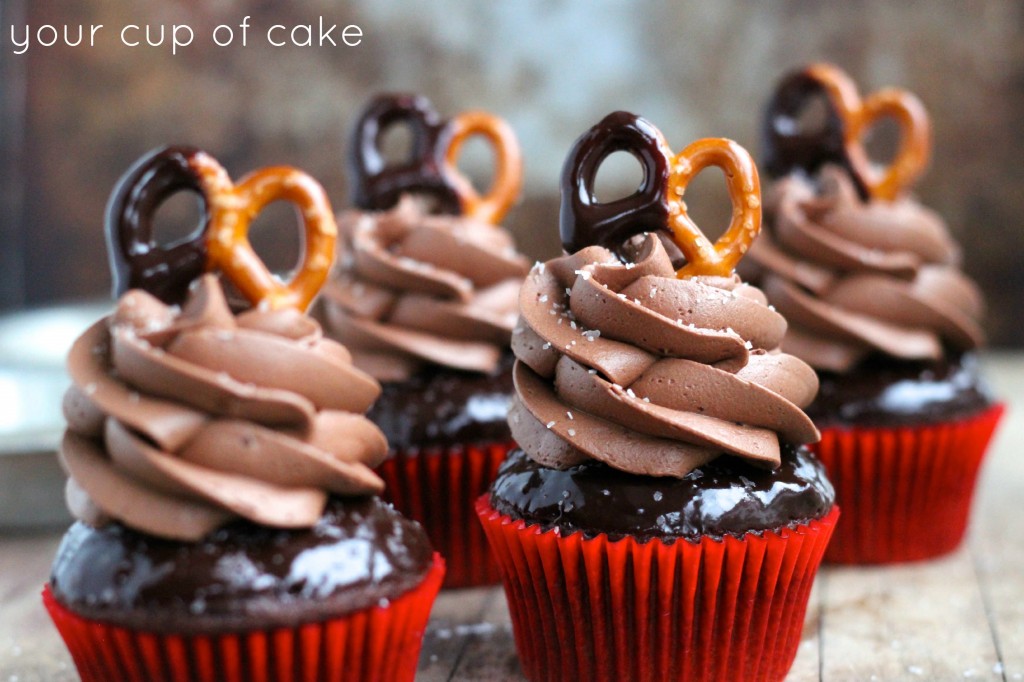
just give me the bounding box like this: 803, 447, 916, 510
476, 497, 839, 682
377, 440, 514, 588
812, 403, 1005, 564
42, 554, 444, 682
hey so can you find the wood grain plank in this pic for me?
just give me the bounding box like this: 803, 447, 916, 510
973, 354, 1024, 681
449, 587, 523, 681
819, 549, 1002, 681
0, 534, 75, 681
418, 586, 499, 680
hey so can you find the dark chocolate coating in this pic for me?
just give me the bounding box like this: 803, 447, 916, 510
369, 353, 514, 451
105, 145, 211, 305
762, 68, 870, 200
489, 445, 835, 542
559, 111, 673, 257
347, 93, 463, 215
49, 496, 434, 634
806, 352, 994, 428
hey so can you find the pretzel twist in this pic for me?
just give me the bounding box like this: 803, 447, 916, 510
667, 138, 762, 278
559, 112, 762, 278
349, 94, 522, 223
107, 146, 337, 311
764, 63, 931, 201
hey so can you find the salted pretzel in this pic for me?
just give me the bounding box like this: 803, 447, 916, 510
763, 62, 931, 201
106, 145, 337, 311
560, 111, 761, 278
347, 93, 522, 224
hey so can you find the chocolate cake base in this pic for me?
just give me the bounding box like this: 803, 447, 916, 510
368, 353, 514, 451
489, 445, 835, 542
806, 351, 994, 428
49, 496, 434, 634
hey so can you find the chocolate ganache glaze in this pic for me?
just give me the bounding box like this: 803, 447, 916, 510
510, 233, 820, 477
490, 446, 834, 541
807, 352, 994, 428
367, 353, 515, 450
319, 196, 530, 382
742, 167, 985, 374
59, 274, 389, 542
50, 496, 433, 633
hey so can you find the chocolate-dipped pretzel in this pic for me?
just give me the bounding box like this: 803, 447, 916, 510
348, 93, 521, 224
763, 63, 931, 201
560, 111, 762, 278
106, 146, 212, 305
559, 112, 674, 257
106, 146, 337, 311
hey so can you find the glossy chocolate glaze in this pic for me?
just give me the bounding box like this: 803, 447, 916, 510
559, 111, 673, 257
369, 352, 514, 451
761, 68, 869, 200
348, 93, 463, 215
49, 496, 433, 634
806, 352, 994, 428
489, 445, 834, 542
106, 145, 211, 305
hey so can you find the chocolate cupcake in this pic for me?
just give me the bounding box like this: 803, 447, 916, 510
318, 94, 529, 587
477, 113, 837, 682
745, 64, 1005, 563
43, 147, 444, 682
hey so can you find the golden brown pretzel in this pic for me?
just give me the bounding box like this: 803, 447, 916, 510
192, 155, 338, 312
444, 110, 523, 224
804, 63, 930, 201
667, 138, 762, 278
559, 112, 762, 278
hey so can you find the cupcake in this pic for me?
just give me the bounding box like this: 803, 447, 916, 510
43, 147, 444, 682
318, 94, 529, 587
745, 63, 1005, 563
477, 112, 837, 682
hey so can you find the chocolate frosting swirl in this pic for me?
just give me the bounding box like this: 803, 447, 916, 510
318, 196, 530, 380
511, 234, 820, 478
743, 167, 985, 372
60, 275, 388, 542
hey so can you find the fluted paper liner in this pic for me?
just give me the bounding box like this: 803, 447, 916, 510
814, 403, 1004, 564
43, 554, 444, 682
476, 497, 838, 682
378, 441, 513, 588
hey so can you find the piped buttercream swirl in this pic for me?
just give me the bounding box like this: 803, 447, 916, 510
511, 234, 820, 478
61, 275, 388, 542
318, 197, 530, 381
743, 167, 985, 372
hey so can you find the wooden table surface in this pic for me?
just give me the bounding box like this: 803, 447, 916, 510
2, 353, 1022, 681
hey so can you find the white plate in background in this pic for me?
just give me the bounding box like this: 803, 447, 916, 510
0, 301, 109, 529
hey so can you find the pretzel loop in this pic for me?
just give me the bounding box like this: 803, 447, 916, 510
348, 94, 461, 215
198, 159, 338, 312
765, 63, 931, 201
667, 138, 762, 278
444, 111, 523, 224
848, 88, 931, 201
105, 146, 213, 305
559, 111, 674, 256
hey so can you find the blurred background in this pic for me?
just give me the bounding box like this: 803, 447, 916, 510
2, 0, 1022, 343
